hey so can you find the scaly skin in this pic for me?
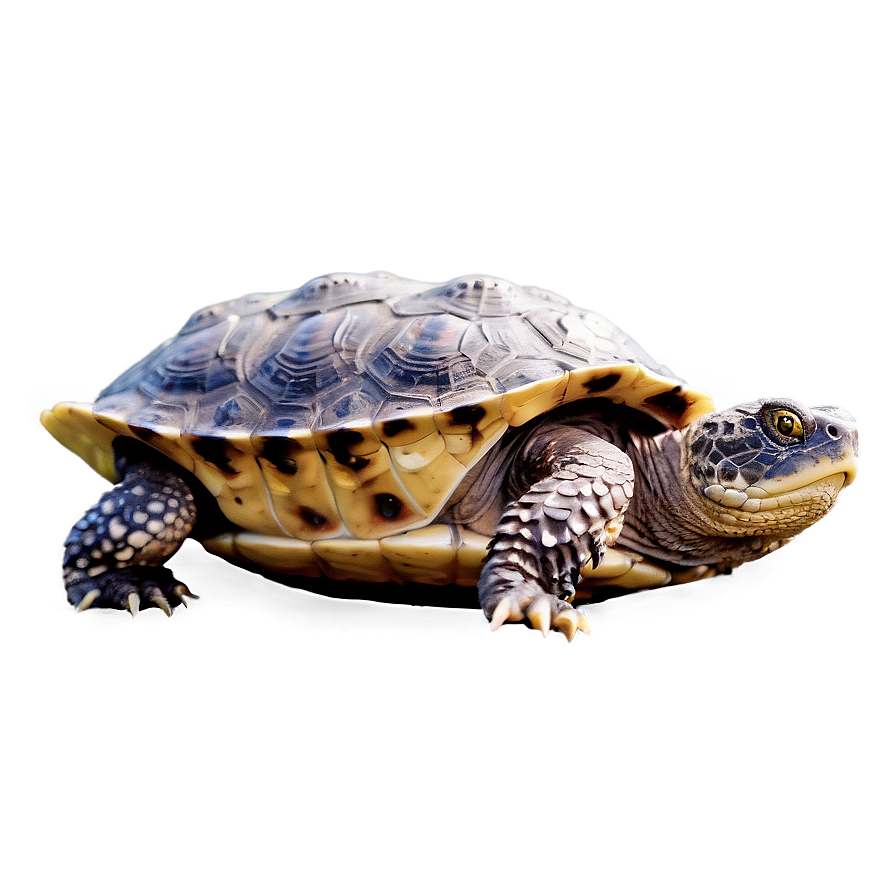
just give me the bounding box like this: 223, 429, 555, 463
478, 425, 634, 641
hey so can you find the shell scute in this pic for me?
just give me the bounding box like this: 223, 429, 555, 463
198, 391, 268, 438
380, 525, 457, 584
500, 373, 569, 427
116, 313, 242, 398
255, 430, 345, 539
478, 318, 555, 378
179, 290, 289, 334
433, 396, 506, 466
249, 311, 348, 408
365, 312, 480, 401
389, 275, 521, 320
314, 380, 389, 432
373, 410, 434, 446
394, 447, 467, 517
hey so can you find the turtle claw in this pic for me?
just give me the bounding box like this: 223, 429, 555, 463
76, 588, 101, 613
172, 582, 199, 601
578, 611, 592, 636
484, 589, 591, 641
488, 596, 524, 631
526, 596, 552, 637
553, 613, 576, 642
488, 599, 511, 631
66, 566, 194, 617
148, 591, 173, 617
554, 607, 591, 642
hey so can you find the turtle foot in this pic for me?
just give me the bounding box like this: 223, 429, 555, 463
66, 567, 198, 616
484, 587, 591, 642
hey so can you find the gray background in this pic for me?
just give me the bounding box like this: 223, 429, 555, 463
4, 2, 893, 894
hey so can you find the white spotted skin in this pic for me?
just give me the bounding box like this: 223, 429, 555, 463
127, 530, 154, 549
63, 462, 197, 592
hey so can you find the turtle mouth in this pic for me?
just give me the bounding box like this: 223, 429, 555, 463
702, 471, 851, 519
761, 451, 858, 495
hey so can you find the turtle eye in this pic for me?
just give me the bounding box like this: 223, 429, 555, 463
771, 409, 804, 441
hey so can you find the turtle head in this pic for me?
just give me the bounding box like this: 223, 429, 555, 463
681, 399, 858, 540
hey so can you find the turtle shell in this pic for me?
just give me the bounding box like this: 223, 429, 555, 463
43, 272, 714, 579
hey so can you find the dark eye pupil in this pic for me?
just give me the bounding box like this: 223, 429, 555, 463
778, 415, 794, 435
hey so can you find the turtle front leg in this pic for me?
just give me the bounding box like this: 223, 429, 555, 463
63, 460, 198, 615
479, 426, 634, 641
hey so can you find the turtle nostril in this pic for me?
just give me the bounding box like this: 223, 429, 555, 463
827, 424, 840, 439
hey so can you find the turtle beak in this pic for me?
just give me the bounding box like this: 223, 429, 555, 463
812, 406, 859, 487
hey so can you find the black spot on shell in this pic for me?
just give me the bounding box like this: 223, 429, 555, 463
299, 507, 328, 528
644, 386, 688, 418
193, 437, 238, 475
450, 405, 486, 426
214, 399, 243, 427
261, 437, 298, 475
327, 430, 370, 470
375, 493, 403, 520
381, 419, 413, 438
584, 373, 622, 393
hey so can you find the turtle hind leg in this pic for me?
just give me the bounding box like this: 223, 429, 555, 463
479, 425, 634, 641
63, 459, 198, 615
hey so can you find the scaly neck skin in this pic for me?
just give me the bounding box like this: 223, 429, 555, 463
619, 430, 786, 568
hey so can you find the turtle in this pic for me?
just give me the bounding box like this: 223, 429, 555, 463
42, 271, 858, 640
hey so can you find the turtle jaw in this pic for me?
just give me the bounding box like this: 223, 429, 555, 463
697, 470, 851, 540
683, 401, 858, 540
